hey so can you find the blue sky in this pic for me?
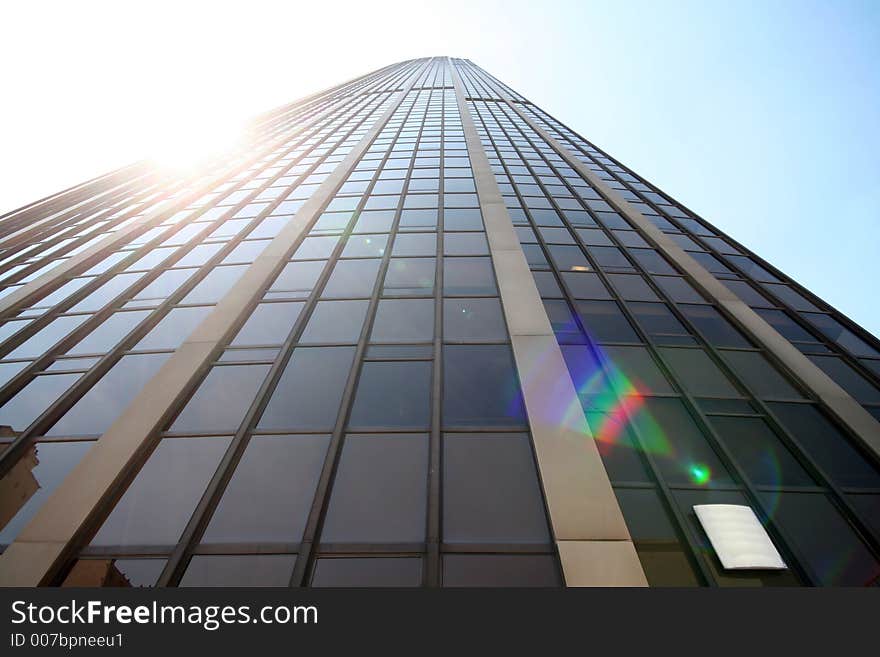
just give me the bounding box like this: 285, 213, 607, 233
1, 0, 878, 334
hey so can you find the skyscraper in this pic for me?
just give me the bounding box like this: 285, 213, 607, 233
0, 57, 878, 588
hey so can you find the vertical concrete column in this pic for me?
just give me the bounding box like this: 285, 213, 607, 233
450, 59, 647, 587
0, 60, 431, 587
497, 97, 880, 461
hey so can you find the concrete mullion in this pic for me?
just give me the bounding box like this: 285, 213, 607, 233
0, 64, 428, 587
449, 58, 646, 587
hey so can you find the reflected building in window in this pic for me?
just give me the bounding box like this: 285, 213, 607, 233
0, 58, 878, 588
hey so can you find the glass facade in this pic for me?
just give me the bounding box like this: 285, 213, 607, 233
0, 57, 878, 588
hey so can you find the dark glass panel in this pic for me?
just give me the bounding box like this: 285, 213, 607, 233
806, 355, 880, 404
757, 492, 880, 586
7, 315, 89, 359
443, 257, 497, 295
0, 374, 80, 433
768, 403, 880, 488
136, 306, 214, 350
299, 300, 369, 344
171, 364, 270, 433
443, 298, 507, 341
574, 300, 639, 343
179, 554, 296, 587
230, 302, 304, 347
442, 555, 560, 587
602, 345, 675, 395
383, 258, 435, 296
61, 559, 166, 587
708, 416, 814, 486
269, 260, 325, 299
607, 273, 659, 301
561, 272, 611, 299
201, 434, 330, 544
320, 434, 428, 543
348, 361, 431, 429
721, 350, 805, 399
655, 277, 706, 304
46, 354, 171, 437
91, 436, 231, 547
321, 259, 381, 298
679, 304, 750, 347
659, 348, 740, 397
311, 558, 422, 587
631, 398, 733, 486
0, 441, 92, 544
257, 347, 355, 431
68, 311, 150, 356
392, 232, 436, 257
443, 433, 550, 543
371, 298, 434, 342
442, 345, 526, 428
614, 488, 701, 586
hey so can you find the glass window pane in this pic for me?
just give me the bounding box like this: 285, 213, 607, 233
607, 274, 659, 301
721, 350, 805, 399
320, 434, 428, 543
631, 398, 733, 486
603, 345, 675, 395
182, 265, 247, 304
292, 235, 339, 260
655, 277, 706, 303
659, 348, 740, 397
91, 436, 231, 547
47, 354, 171, 436
299, 300, 368, 344
561, 272, 611, 299
321, 259, 380, 298
230, 302, 304, 347
585, 411, 651, 482
442, 555, 560, 587
342, 234, 388, 258
756, 492, 880, 586
444, 232, 489, 256
171, 364, 269, 433
371, 298, 434, 343
257, 347, 355, 431
269, 261, 326, 299
629, 302, 692, 343
62, 558, 166, 587
443, 257, 496, 295
135, 306, 213, 351
805, 355, 880, 404
443, 344, 526, 428
392, 233, 436, 257
311, 558, 422, 587
7, 315, 89, 359
0, 374, 81, 433
67, 310, 150, 355
443, 433, 550, 543
348, 361, 431, 429
201, 434, 330, 544
179, 554, 296, 587
574, 300, 639, 343
768, 403, 880, 488
708, 416, 813, 486
383, 258, 435, 296
0, 441, 92, 544
614, 488, 701, 586
443, 298, 507, 341
679, 304, 750, 347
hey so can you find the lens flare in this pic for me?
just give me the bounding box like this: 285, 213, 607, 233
688, 463, 711, 485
